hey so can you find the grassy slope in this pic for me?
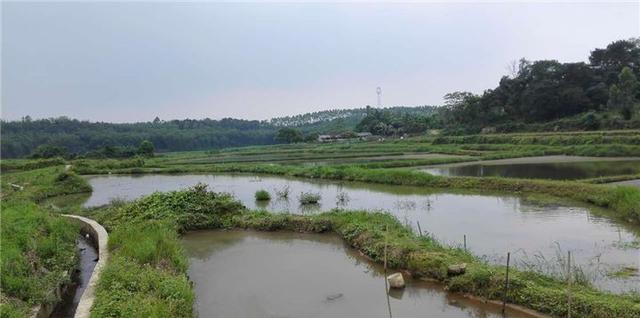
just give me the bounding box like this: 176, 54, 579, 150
83, 185, 640, 318
1, 167, 92, 317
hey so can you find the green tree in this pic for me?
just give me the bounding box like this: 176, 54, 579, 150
29, 144, 70, 159
137, 140, 155, 157
275, 128, 303, 143
590, 38, 640, 84
608, 67, 639, 119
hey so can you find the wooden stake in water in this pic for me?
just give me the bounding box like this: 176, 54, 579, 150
383, 225, 393, 318
417, 221, 423, 236
502, 252, 511, 317
567, 251, 572, 318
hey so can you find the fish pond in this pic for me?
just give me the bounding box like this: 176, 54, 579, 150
182, 230, 536, 318
64, 173, 640, 293
420, 156, 640, 180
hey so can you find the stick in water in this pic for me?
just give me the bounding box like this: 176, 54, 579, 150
383, 225, 393, 318
417, 221, 423, 236
567, 251, 572, 318
502, 252, 510, 316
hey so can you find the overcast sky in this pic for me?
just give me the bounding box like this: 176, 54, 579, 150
2, 1, 639, 123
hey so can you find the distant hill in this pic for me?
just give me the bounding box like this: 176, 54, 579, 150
271, 106, 437, 133
1, 106, 436, 158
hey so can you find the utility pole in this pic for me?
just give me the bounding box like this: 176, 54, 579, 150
377, 87, 382, 108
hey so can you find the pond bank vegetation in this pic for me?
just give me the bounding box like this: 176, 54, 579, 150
79, 184, 640, 318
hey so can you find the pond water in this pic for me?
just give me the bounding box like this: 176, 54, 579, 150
610, 179, 640, 188
182, 230, 535, 318
421, 157, 640, 180
74, 173, 640, 293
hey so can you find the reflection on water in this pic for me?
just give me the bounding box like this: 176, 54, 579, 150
182, 230, 534, 318
423, 160, 640, 180
74, 174, 639, 293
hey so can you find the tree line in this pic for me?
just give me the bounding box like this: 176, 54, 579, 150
3, 39, 638, 157
1, 117, 276, 158
438, 39, 640, 133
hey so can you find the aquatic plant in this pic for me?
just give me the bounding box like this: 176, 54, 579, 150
255, 189, 271, 201
299, 192, 321, 205
275, 185, 290, 199
335, 191, 350, 206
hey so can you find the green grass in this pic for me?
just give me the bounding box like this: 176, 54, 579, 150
0, 165, 92, 317
0, 203, 79, 316
1, 166, 92, 204
0, 157, 65, 172
91, 220, 194, 317
607, 266, 639, 279
82, 185, 640, 318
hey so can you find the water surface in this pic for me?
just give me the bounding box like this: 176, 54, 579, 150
421, 156, 640, 180
77, 173, 640, 292
182, 230, 534, 318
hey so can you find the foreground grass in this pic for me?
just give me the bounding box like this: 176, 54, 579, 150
83, 185, 640, 318
0, 204, 79, 317
0, 167, 92, 317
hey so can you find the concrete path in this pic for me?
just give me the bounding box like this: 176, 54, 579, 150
62, 215, 109, 318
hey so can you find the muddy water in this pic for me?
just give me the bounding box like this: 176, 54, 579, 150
421, 157, 640, 180
79, 174, 640, 293
50, 235, 98, 318
182, 230, 534, 318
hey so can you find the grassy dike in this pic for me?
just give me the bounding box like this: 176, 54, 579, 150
82, 185, 640, 318
1, 167, 92, 317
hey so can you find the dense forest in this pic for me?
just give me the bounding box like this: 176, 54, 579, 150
1, 117, 276, 158
1, 106, 435, 158
437, 38, 640, 133
2, 39, 638, 158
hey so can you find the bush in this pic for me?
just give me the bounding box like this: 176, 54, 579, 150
255, 189, 271, 201
299, 192, 321, 205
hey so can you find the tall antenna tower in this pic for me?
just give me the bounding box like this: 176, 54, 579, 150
376, 87, 382, 108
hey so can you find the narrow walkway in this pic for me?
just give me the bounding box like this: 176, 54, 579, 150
62, 215, 109, 318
